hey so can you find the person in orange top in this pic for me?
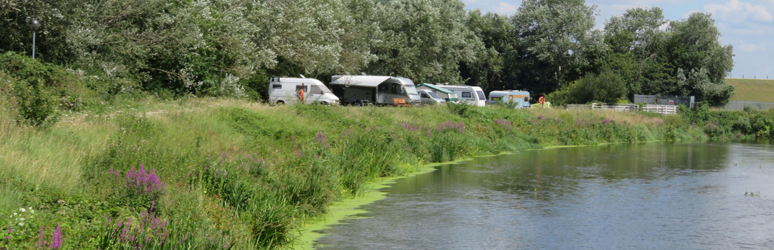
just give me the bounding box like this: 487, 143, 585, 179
298, 86, 305, 103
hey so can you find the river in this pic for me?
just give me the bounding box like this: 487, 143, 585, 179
314, 143, 774, 249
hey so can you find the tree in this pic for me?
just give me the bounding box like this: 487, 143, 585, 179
460, 10, 514, 92
366, 0, 480, 84
601, 7, 670, 99
510, 0, 599, 94
665, 12, 734, 105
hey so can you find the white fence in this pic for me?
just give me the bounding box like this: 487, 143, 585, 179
641, 105, 677, 114
565, 103, 678, 115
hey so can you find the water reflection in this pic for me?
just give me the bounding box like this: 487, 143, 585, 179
316, 143, 774, 250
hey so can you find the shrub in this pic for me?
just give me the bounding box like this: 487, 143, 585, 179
14, 81, 58, 127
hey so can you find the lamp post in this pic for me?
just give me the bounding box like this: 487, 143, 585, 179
29, 18, 40, 59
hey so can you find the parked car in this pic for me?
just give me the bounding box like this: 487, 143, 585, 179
418, 89, 446, 105
417, 83, 458, 102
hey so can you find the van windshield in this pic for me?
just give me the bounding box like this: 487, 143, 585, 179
477, 91, 486, 100
405, 84, 419, 95
427, 91, 440, 99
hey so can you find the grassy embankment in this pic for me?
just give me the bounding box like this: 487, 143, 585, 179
2, 54, 773, 249
0, 93, 706, 249
726, 78, 774, 102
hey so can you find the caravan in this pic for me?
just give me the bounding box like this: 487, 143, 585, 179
488, 90, 531, 108
267, 77, 339, 105
330, 75, 421, 106
435, 84, 487, 107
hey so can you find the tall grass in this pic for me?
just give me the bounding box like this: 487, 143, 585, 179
0, 99, 709, 249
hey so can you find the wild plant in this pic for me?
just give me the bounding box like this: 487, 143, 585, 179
37, 224, 63, 249
97, 201, 183, 249
111, 164, 166, 208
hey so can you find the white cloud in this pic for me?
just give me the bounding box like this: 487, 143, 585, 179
737, 40, 766, 52
704, 0, 774, 22
495, 2, 520, 15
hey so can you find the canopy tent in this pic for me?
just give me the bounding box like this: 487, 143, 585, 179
330, 75, 391, 87
417, 83, 455, 94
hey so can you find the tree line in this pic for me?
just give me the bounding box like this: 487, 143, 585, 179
0, 0, 734, 105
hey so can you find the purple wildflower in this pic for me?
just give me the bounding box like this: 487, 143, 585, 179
107, 217, 112, 227
6, 225, 10, 242
425, 128, 432, 137
38, 226, 44, 248
50, 224, 62, 249
123, 164, 165, 197
296, 150, 303, 158
316, 131, 329, 147
456, 122, 465, 133
179, 234, 189, 245
538, 115, 544, 120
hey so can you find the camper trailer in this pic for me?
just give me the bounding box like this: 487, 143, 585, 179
488, 90, 531, 108
417, 83, 458, 102
329, 75, 421, 106
267, 77, 340, 105
435, 84, 487, 107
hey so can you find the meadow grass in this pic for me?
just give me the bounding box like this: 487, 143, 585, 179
726, 78, 774, 102
0, 99, 708, 249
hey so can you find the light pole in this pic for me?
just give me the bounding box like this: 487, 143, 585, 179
29, 18, 40, 59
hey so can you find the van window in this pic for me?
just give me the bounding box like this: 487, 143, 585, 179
524, 96, 530, 102
310, 85, 323, 94
492, 96, 502, 102
462, 92, 472, 98
477, 91, 485, 100
421, 93, 429, 98
296, 85, 307, 92
391, 84, 404, 94
272, 84, 282, 89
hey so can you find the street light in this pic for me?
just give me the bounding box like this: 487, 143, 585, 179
28, 18, 40, 59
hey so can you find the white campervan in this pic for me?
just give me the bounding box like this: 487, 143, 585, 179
435, 84, 486, 107
267, 77, 339, 105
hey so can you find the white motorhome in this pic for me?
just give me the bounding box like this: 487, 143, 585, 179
267, 77, 339, 105
435, 84, 487, 107
329, 75, 421, 106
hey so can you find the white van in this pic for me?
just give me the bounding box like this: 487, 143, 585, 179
267, 77, 339, 105
435, 84, 486, 107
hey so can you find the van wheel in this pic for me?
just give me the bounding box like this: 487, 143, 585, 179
320, 101, 328, 105
276, 100, 285, 105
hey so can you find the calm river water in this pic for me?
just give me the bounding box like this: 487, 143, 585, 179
314, 143, 774, 249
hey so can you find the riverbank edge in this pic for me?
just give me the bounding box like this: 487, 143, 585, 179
291, 139, 682, 249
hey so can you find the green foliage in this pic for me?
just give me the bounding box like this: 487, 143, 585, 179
546, 69, 626, 105
13, 81, 58, 127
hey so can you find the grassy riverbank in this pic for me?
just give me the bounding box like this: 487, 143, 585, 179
1, 96, 711, 249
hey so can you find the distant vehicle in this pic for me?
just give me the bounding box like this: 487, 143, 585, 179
330, 75, 421, 106
268, 77, 339, 105
435, 84, 486, 107
417, 89, 446, 105
488, 90, 531, 109
417, 83, 458, 102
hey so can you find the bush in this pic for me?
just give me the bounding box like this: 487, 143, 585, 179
14, 81, 58, 127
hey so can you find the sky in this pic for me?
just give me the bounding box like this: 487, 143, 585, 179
462, 0, 774, 80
